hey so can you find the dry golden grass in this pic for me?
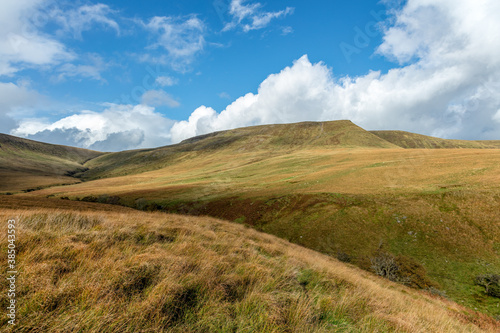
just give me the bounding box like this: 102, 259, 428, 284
28, 148, 500, 201
0, 206, 498, 332
0, 133, 101, 193
17, 147, 500, 318
370, 130, 500, 149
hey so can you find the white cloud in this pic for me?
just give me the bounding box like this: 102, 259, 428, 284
281, 26, 293, 35
155, 76, 178, 87
0, 81, 45, 132
142, 15, 206, 71
12, 104, 174, 151
0, 1, 119, 77
223, 0, 294, 32
169, 0, 500, 142
141, 90, 180, 108
50, 4, 119, 39
53, 53, 107, 82
169, 56, 334, 142
494, 110, 500, 123
170, 106, 219, 143
0, 0, 74, 76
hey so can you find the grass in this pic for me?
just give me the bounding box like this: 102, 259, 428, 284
23, 146, 500, 317
0, 133, 102, 193
370, 130, 500, 149
77, 120, 401, 180
1, 206, 498, 332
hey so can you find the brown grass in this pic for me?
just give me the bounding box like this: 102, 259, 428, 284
15, 147, 500, 317
0, 206, 498, 332
27, 148, 500, 200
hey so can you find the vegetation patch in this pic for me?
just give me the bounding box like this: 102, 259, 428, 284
475, 274, 500, 298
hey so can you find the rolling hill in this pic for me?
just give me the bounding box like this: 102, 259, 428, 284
79, 120, 401, 180
2, 120, 500, 324
0, 133, 103, 193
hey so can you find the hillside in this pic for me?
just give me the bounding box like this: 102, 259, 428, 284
0, 201, 497, 332
26, 149, 500, 317
370, 130, 500, 149
80, 120, 401, 180
0, 133, 103, 193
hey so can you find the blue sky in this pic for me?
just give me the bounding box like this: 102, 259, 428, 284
2, 0, 500, 151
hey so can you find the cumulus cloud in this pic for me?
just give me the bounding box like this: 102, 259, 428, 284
170, 0, 500, 142
0, 0, 73, 76
223, 0, 294, 32
169, 56, 334, 142
142, 15, 206, 71
141, 90, 180, 108
12, 104, 174, 151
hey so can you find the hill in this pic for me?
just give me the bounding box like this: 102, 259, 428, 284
80, 120, 401, 180
0, 133, 103, 193
0, 200, 497, 332
370, 130, 500, 149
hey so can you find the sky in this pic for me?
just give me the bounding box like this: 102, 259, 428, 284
1, 0, 500, 151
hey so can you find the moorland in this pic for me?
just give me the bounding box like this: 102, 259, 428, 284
1, 120, 499, 332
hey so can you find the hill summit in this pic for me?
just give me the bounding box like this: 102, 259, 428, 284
179, 120, 400, 150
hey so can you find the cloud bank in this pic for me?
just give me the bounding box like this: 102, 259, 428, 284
12, 104, 173, 151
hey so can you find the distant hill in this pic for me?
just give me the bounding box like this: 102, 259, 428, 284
3, 122, 500, 185
0, 133, 103, 192
371, 130, 500, 149
81, 120, 401, 179
179, 120, 400, 150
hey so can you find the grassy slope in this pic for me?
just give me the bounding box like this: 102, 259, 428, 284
0, 133, 103, 192
371, 130, 500, 149
27, 147, 500, 317
0, 201, 498, 332
81, 120, 401, 180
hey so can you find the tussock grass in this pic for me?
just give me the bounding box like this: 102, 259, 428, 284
1, 208, 498, 332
